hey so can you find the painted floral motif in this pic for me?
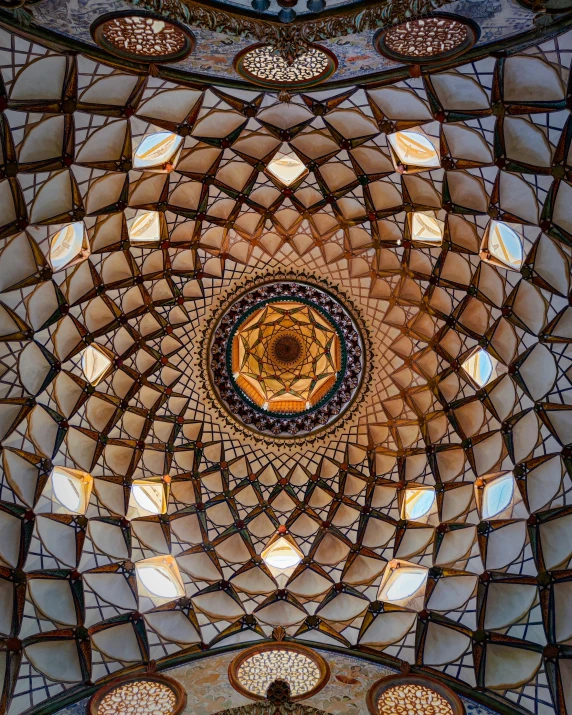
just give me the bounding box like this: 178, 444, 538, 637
28, 0, 535, 82
55, 650, 499, 715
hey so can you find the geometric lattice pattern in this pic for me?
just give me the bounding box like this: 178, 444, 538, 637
236, 649, 320, 698
0, 23, 570, 715
377, 684, 454, 715
231, 300, 341, 412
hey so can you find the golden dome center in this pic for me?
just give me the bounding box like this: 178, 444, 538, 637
230, 300, 342, 415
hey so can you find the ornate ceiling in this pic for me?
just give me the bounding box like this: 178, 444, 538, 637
206, 278, 367, 439
0, 10, 570, 715
0, 0, 556, 87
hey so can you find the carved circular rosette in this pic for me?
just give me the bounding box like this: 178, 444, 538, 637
367, 674, 466, 715
91, 10, 195, 64
269, 331, 305, 367
233, 43, 337, 88
89, 673, 187, 715
228, 642, 330, 702
199, 271, 372, 446
374, 13, 479, 64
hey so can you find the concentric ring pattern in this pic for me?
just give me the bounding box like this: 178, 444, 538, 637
0, 21, 569, 715
207, 278, 366, 439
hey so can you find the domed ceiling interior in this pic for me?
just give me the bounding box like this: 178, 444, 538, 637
0, 1, 570, 715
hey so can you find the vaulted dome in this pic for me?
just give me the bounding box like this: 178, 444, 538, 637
0, 5, 570, 715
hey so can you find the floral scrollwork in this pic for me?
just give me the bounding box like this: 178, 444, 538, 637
124, 0, 456, 60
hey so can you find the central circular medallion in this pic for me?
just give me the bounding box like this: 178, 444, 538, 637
269, 332, 304, 367
207, 278, 367, 441
228, 643, 330, 701
233, 44, 338, 89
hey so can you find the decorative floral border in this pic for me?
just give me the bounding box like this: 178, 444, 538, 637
2, 0, 569, 90
49, 648, 502, 715
122, 0, 457, 61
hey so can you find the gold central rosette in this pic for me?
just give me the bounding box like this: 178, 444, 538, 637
231, 301, 341, 414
